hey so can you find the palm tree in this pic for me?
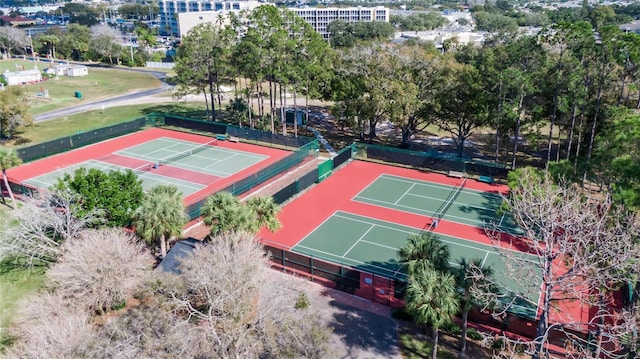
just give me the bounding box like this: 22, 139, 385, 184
134, 184, 187, 258
455, 258, 493, 356
405, 267, 460, 359
399, 232, 450, 274
245, 195, 281, 233
0, 147, 22, 209
201, 191, 254, 236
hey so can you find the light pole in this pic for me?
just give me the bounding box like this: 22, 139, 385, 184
28, 30, 35, 63
129, 33, 134, 64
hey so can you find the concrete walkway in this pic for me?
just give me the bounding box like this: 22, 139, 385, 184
306, 125, 338, 156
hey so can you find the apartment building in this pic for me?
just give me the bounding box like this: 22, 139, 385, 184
290, 7, 389, 40
161, 0, 389, 39
160, 0, 261, 37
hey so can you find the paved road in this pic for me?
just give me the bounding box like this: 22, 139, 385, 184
34, 67, 174, 123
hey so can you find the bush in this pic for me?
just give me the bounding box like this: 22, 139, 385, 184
47, 228, 153, 314
441, 321, 462, 336
294, 291, 310, 310
467, 328, 484, 340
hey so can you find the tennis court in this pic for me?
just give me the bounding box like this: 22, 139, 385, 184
291, 210, 540, 318
115, 137, 268, 177
353, 174, 523, 235
23, 159, 206, 196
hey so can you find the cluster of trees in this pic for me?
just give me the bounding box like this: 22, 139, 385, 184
0, 22, 159, 65
327, 20, 395, 48
390, 12, 450, 32
171, 3, 640, 209
400, 168, 640, 358
0, 87, 32, 141
174, 6, 331, 136
1, 163, 329, 357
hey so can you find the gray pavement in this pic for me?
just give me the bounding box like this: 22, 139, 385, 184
269, 269, 402, 359
34, 67, 173, 123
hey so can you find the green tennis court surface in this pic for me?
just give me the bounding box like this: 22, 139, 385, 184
23, 160, 206, 196
353, 174, 523, 235
292, 211, 539, 318
115, 137, 268, 177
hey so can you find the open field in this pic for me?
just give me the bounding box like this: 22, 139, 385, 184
1, 60, 161, 115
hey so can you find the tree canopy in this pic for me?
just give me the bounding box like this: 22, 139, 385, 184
54, 168, 144, 228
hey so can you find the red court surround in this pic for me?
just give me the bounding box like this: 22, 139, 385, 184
7, 127, 290, 206
259, 160, 591, 338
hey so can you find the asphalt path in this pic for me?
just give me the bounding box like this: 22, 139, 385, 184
34, 67, 174, 123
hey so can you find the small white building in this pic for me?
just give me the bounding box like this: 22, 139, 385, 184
43, 64, 88, 77
66, 65, 88, 77
3, 67, 42, 86
44, 64, 70, 76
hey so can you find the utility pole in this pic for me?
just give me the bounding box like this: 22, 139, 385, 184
129, 33, 134, 65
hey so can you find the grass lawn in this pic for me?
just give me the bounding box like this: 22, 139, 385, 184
7, 102, 207, 147
0, 266, 45, 351
1, 59, 161, 115
0, 204, 46, 351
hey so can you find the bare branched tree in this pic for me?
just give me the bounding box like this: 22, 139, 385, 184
469, 169, 640, 359
5, 292, 91, 359
0, 190, 103, 267
90, 24, 122, 41
75, 232, 329, 358
47, 228, 153, 314
0, 27, 29, 56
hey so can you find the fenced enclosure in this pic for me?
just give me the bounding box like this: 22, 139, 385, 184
263, 241, 406, 307
15, 117, 150, 162
353, 143, 509, 178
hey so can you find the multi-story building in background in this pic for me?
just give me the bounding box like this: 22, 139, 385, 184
161, 0, 390, 39
289, 6, 389, 40
159, 0, 261, 37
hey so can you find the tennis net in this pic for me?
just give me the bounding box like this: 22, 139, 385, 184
424, 178, 467, 232
158, 139, 218, 166
130, 163, 151, 176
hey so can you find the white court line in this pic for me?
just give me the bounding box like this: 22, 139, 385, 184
139, 173, 204, 191
350, 173, 387, 201
379, 173, 503, 196
118, 138, 188, 158
395, 183, 416, 204
163, 155, 233, 177
360, 239, 399, 251
333, 212, 494, 254
294, 244, 404, 278
354, 195, 489, 227
404, 191, 500, 212
24, 177, 54, 188
343, 225, 375, 257
481, 251, 490, 267
90, 160, 206, 190
290, 210, 342, 248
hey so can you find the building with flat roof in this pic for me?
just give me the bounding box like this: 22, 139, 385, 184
160, 0, 261, 37
168, 3, 389, 39
177, 1, 261, 37
290, 6, 389, 40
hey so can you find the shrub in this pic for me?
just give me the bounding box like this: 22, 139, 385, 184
47, 228, 153, 314
294, 291, 310, 310
467, 328, 484, 340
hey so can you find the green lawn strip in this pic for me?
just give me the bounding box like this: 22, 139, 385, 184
1, 60, 161, 115
399, 332, 459, 359
0, 266, 46, 351
9, 103, 207, 147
